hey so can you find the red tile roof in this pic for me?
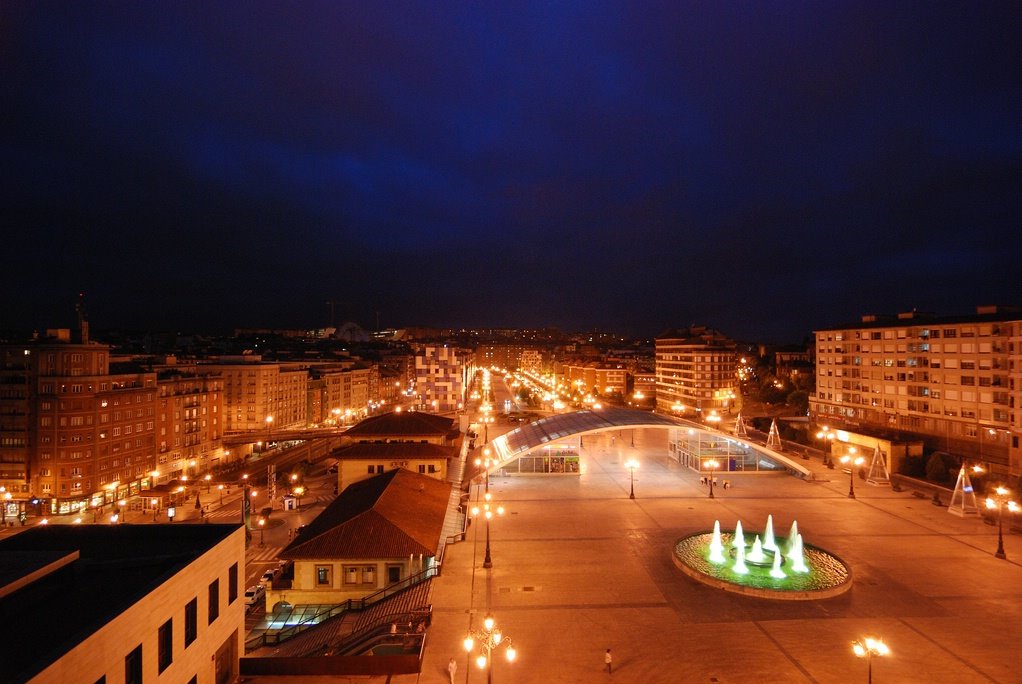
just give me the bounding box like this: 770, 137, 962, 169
281, 468, 451, 560
344, 411, 456, 439
331, 442, 457, 460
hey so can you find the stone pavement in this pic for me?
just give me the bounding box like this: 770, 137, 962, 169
394, 428, 1020, 684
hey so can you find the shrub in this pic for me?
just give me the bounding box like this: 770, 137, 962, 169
925, 452, 949, 484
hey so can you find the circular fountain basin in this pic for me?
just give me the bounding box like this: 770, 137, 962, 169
674, 532, 852, 600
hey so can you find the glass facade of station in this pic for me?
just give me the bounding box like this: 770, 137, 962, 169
668, 428, 785, 473
499, 445, 580, 474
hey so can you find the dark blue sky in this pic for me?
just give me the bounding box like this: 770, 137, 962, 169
3, 2, 1020, 342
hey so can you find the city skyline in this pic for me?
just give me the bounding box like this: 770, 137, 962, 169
4, 3, 1021, 342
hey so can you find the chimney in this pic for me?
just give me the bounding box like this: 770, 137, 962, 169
75, 293, 89, 344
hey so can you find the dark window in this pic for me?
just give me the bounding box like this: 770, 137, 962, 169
125, 644, 142, 684
184, 597, 197, 647
388, 566, 401, 583
158, 618, 173, 673
208, 579, 220, 624
228, 563, 239, 604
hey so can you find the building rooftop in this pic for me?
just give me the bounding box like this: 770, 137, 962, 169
0, 523, 241, 682
814, 305, 1022, 332
281, 469, 450, 560
343, 411, 457, 439
331, 442, 457, 460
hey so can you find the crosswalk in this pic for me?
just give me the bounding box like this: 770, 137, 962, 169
247, 545, 284, 564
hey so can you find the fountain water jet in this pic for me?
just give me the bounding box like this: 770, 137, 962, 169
747, 535, 766, 563
769, 549, 786, 579
788, 533, 809, 573
732, 543, 749, 575
763, 514, 777, 551
732, 521, 745, 550
708, 520, 726, 564
786, 521, 800, 554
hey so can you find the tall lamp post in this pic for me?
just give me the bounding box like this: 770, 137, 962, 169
816, 426, 836, 467
625, 458, 639, 499
258, 516, 266, 547
706, 459, 720, 499
265, 415, 273, 451
985, 486, 1018, 560
840, 452, 865, 499
852, 636, 890, 683
472, 491, 504, 569
464, 613, 517, 684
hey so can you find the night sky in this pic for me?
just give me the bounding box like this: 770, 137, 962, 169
3, 3, 1020, 342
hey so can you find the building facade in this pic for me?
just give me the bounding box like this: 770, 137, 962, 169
204, 359, 309, 433
811, 307, 1021, 477
413, 346, 466, 412
655, 327, 738, 417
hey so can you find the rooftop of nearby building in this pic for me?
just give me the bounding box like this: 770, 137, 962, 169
815, 305, 1022, 332
0, 524, 241, 682
330, 442, 458, 460
343, 410, 457, 439
281, 469, 451, 560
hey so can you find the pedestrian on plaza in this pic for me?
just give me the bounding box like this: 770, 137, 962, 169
448, 657, 458, 683
604, 648, 613, 674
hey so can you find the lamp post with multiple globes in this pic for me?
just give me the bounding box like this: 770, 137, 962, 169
463, 613, 517, 684
815, 426, 836, 467
985, 485, 1018, 560
472, 492, 504, 569
706, 459, 720, 499
840, 451, 865, 499
851, 636, 890, 683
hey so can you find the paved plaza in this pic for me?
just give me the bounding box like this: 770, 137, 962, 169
402, 428, 1020, 684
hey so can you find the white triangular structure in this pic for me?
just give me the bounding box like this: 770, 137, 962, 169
766, 419, 783, 450
733, 413, 748, 438
866, 445, 891, 486
948, 464, 980, 517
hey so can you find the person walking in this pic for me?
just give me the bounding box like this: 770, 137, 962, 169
604, 648, 613, 674
448, 656, 458, 683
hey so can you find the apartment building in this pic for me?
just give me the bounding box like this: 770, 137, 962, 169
414, 345, 466, 412
655, 327, 738, 416
203, 358, 309, 432
155, 365, 227, 479
811, 306, 1021, 476
0, 328, 160, 517
562, 362, 630, 397
307, 363, 374, 425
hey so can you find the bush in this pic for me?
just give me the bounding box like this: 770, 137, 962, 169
925, 452, 949, 484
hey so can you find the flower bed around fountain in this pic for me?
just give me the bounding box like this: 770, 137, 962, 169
673, 516, 852, 600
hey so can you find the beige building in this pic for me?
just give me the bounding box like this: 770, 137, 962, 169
0, 523, 246, 684
271, 469, 450, 608
562, 362, 630, 397
203, 358, 309, 433
155, 365, 227, 481
655, 327, 738, 417
811, 306, 1021, 477
331, 442, 453, 492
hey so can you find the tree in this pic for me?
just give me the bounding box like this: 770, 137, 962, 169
925, 452, 949, 484
786, 390, 809, 415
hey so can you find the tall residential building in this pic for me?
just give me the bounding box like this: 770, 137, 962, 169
0, 328, 160, 518
203, 358, 309, 433
655, 327, 738, 417
562, 362, 630, 397
414, 345, 466, 412
308, 363, 374, 425
155, 364, 227, 478
810, 306, 1021, 476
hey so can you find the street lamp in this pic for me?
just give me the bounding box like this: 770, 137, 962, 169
294, 486, 304, 510
475, 447, 496, 493
815, 426, 836, 467
0, 487, 11, 526
471, 491, 504, 569
985, 486, 1019, 560
265, 415, 273, 450
840, 452, 865, 499
625, 458, 639, 499
218, 484, 225, 506
204, 473, 212, 492
151, 497, 159, 522
852, 636, 890, 683
706, 459, 720, 499
258, 516, 266, 547
464, 613, 517, 684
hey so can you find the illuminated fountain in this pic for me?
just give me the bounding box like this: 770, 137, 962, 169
673, 516, 852, 600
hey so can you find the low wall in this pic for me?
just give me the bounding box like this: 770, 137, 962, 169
241, 654, 420, 677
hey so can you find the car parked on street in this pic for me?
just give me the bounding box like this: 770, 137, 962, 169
244, 584, 265, 607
